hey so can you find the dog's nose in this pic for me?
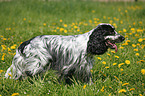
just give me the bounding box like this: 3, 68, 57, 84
120, 35, 125, 41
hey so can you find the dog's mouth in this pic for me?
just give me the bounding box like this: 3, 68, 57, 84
106, 40, 118, 52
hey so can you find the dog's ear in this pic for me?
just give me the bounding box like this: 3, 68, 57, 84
87, 24, 108, 55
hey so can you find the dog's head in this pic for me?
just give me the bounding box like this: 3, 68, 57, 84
87, 23, 125, 55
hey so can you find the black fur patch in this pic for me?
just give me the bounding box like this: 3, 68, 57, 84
18, 37, 35, 54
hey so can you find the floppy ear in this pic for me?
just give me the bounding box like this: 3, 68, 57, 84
87, 25, 108, 55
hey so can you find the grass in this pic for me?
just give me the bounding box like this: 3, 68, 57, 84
0, 0, 145, 95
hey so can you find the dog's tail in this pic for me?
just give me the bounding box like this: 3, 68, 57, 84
5, 50, 24, 79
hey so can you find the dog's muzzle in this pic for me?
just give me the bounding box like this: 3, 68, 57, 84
105, 34, 125, 52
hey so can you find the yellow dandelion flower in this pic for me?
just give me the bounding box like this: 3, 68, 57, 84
107, 54, 110, 56
120, 68, 123, 71
43, 23, 46, 26
64, 30, 67, 33
11, 46, 16, 50
3, 38, 7, 40
134, 49, 138, 51
11, 93, 19, 96
126, 40, 130, 42
101, 86, 104, 92
115, 55, 119, 58
102, 61, 106, 64
118, 63, 124, 68
97, 57, 101, 60
141, 69, 145, 75
138, 38, 143, 42
135, 34, 139, 37
122, 42, 128, 45
114, 76, 119, 80
1, 53, 6, 61
123, 29, 127, 32
103, 16, 106, 19
125, 60, 130, 64
113, 63, 117, 66
120, 20, 123, 24
90, 70, 93, 73
118, 89, 126, 93
133, 22, 135, 25
135, 53, 139, 56
139, 94, 143, 96
60, 19, 63, 22
111, 51, 115, 53
131, 28, 135, 33
132, 44, 136, 47
8, 73, 12, 77
8, 47, 11, 52
92, 10, 95, 13
63, 24, 67, 27
125, 10, 128, 13
0, 70, 4, 73
23, 18, 26, 21
83, 85, 86, 89
122, 83, 129, 86
119, 46, 124, 49
74, 26, 78, 29
129, 88, 135, 91
105, 66, 109, 69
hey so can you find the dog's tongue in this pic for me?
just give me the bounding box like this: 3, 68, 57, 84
112, 44, 117, 52
107, 41, 118, 52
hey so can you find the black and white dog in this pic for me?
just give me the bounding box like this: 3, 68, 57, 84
5, 23, 125, 83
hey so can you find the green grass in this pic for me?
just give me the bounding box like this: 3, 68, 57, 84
0, 0, 145, 95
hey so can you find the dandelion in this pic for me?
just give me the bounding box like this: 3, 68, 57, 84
107, 53, 110, 56
92, 10, 95, 13
141, 69, 145, 75
135, 53, 139, 56
11, 93, 19, 96
119, 46, 124, 49
0, 70, 4, 73
1, 45, 6, 51
60, 19, 63, 22
118, 89, 126, 93
105, 66, 109, 69
1, 53, 6, 61
134, 49, 138, 51
138, 38, 143, 42
64, 30, 67, 33
132, 44, 136, 47
90, 70, 93, 73
8, 73, 12, 77
43, 23, 46, 26
74, 26, 78, 29
111, 51, 115, 53
125, 60, 130, 64
97, 57, 101, 60
114, 76, 119, 80
23, 18, 26, 21
102, 61, 106, 64
101, 86, 104, 92
123, 29, 127, 32
139, 94, 143, 96
122, 83, 129, 86
83, 85, 86, 89
63, 24, 67, 27
118, 63, 124, 68
129, 88, 135, 91
11, 46, 16, 50
115, 55, 119, 58
113, 63, 117, 66
120, 68, 123, 71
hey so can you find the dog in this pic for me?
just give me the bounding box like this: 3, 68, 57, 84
5, 23, 125, 84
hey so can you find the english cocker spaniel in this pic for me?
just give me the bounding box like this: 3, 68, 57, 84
5, 23, 125, 84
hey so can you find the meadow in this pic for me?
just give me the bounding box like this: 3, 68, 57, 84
0, 0, 145, 95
